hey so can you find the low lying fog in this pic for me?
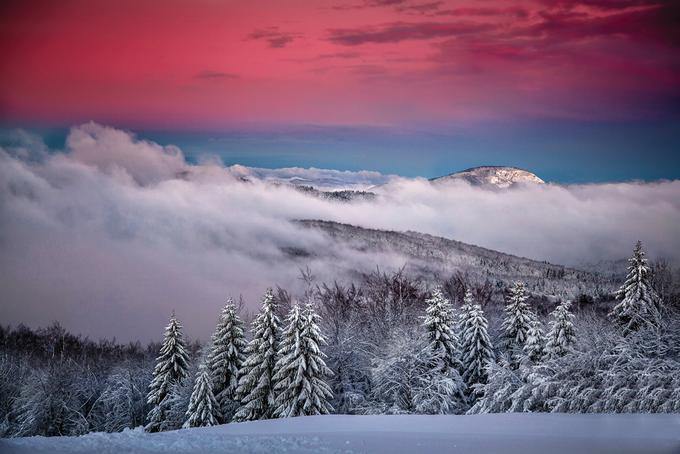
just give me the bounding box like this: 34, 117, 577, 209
2, 123, 679, 340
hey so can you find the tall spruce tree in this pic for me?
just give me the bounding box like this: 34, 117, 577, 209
459, 294, 495, 386
233, 289, 281, 421
146, 312, 190, 432
206, 301, 247, 423
545, 301, 576, 358
610, 241, 662, 334
184, 363, 220, 428
273, 304, 334, 417
423, 288, 462, 373
502, 281, 536, 352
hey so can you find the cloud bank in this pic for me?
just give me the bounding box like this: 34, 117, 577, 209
1, 123, 678, 340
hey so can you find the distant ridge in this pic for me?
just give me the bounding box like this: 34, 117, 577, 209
293, 219, 614, 297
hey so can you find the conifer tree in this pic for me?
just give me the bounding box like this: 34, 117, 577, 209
545, 301, 576, 358
273, 304, 334, 417
523, 318, 545, 363
610, 241, 662, 334
459, 295, 495, 386
146, 313, 190, 432
502, 281, 536, 352
423, 288, 462, 373
233, 289, 281, 421
206, 301, 247, 423
184, 363, 220, 428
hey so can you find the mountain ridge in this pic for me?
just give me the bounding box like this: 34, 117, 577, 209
430, 166, 545, 188
292, 219, 616, 298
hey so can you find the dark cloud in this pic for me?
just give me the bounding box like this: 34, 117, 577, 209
333, 0, 408, 11
247, 26, 301, 48
327, 1, 678, 48
194, 70, 239, 81
539, 0, 666, 11
395, 1, 444, 14
516, 2, 679, 45
435, 7, 529, 18
328, 21, 494, 46
333, 0, 443, 14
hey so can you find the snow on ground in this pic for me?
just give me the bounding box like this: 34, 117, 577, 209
2, 413, 680, 454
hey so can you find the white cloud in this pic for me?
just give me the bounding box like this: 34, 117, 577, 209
67, 122, 187, 185
1, 123, 678, 340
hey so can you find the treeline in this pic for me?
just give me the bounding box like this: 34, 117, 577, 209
1, 242, 679, 437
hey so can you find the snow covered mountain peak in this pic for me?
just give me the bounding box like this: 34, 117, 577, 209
431, 166, 545, 188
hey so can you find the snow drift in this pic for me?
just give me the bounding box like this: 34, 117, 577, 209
2, 413, 679, 454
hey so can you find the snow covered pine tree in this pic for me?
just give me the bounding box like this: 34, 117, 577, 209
417, 289, 468, 413
273, 304, 334, 417
423, 288, 463, 373
233, 289, 281, 421
610, 241, 663, 335
206, 301, 247, 423
502, 281, 536, 354
459, 293, 495, 387
184, 363, 220, 428
146, 312, 190, 432
545, 300, 576, 358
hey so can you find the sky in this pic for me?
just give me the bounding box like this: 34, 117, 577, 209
1, 1, 680, 340
1, 0, 679, 181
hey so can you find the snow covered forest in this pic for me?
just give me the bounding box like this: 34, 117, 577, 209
1, 242, 680, 438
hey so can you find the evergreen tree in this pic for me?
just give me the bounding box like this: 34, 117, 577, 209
523, 318, 545, 363
273, 304, 334, 417
459, 295, 495, 386
184, 363, 220, 428
545, 301, 576, 358
206, 301, 247, 423
423, 288, 462, 373
146, 313, 190, 432
233, 289, 281, 421
502, 281, 536, 352
610, 241, 662, 334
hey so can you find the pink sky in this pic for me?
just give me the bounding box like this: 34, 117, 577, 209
1, 0, 678, 130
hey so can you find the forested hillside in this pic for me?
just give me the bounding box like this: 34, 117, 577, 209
295, 220, 618, 298
2, 242, 679, 438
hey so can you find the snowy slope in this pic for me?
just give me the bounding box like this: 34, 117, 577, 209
295, 220, 613, 296
3, 414, 679, 454
431, 166, 545, 188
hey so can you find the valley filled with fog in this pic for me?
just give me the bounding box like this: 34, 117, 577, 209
2, 122, 680, 340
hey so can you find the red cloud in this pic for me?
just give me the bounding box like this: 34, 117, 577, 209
247, 27, 301, 48
0, 0, 678, 127
328, 21, 495, 45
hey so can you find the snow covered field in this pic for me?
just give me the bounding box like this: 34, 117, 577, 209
2, 413, 679, 454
